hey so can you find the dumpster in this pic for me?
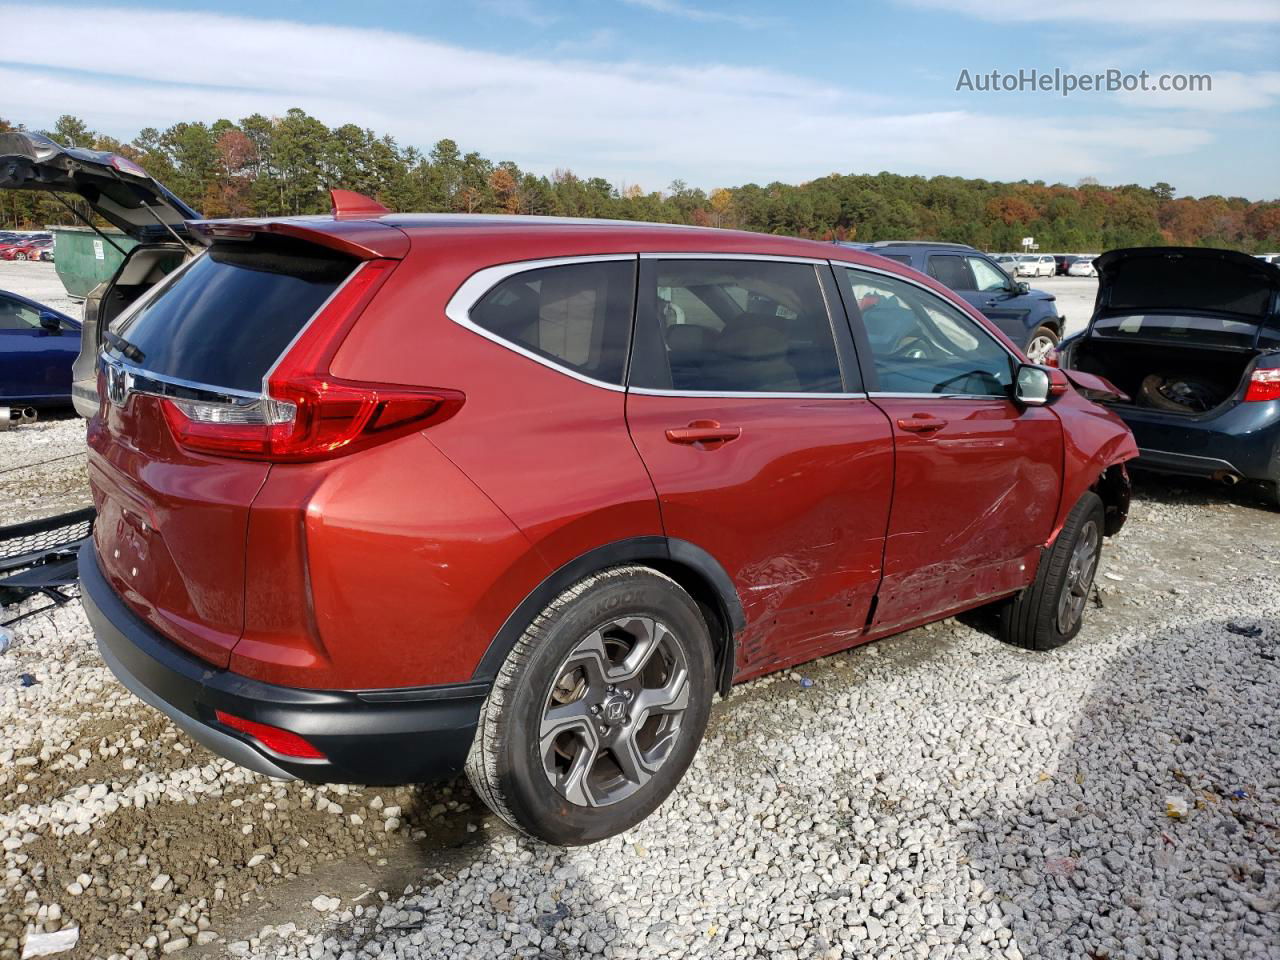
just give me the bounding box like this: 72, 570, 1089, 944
49, 225, 136, 299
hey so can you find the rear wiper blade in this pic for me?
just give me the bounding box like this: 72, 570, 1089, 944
103, 331, 145, 364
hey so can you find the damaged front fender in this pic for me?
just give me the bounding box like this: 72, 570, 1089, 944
1048, 394, 1140, 545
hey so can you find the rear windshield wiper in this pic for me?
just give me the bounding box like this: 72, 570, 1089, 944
104, 330, 146, 364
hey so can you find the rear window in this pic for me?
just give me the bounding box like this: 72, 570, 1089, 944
112, 240, 356, 393
1092, 313, 1262, 348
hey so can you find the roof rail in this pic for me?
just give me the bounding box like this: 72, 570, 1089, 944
867, 240, 977, 249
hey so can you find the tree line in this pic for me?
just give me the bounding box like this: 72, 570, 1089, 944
2, 111, 1278, 253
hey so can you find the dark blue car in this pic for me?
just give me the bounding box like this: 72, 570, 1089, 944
1060, 247, 1280, 508
0, 290, 79, 407
839, 241, 1064, 362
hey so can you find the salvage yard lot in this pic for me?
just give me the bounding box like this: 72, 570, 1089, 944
0, 263, 1277, 960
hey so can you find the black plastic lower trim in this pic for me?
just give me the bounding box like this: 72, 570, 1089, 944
79, 543, 484, 785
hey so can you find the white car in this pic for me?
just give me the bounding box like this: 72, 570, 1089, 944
993, 253, 1020, 277
1068, 256, 1098, 277
1255, 253, 1280, 265
1015, 254, 1054, 278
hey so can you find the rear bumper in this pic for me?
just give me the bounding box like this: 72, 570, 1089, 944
1113, 402, 1280, 483
80, 542, 486, 784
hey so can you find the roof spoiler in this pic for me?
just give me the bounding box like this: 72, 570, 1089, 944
330, 188, 390, 220
186, 189, 401, 258
186, 215, 409, 260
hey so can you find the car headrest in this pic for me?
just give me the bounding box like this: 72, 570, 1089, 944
665, 324, 712, 353
717, 321, 788, 360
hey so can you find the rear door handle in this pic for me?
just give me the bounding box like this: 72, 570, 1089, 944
896, 415, 948, 434
665, 419, 743, 446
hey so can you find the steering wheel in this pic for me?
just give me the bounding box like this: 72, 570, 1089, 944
885, 334, 941, 362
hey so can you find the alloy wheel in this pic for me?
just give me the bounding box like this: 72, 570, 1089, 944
1057, 519, 1100, 634
540, 616, 690, 807
1025, 334, 1056, 364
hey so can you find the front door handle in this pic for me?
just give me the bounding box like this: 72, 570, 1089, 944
665, 419, 742, 446
896, 415, 948, 434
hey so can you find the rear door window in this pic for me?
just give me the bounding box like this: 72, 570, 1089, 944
927, 255, 976, 291
468, 260, 637, 386
839, 267, 1014, 396
112, 239, 356, 393
630, 259, 845, 393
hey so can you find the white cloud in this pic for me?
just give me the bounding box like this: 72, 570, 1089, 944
1116, 70, 1280, 112
0, 5, 1215, 191
619, 0, 767, 28
901, 0, 1280, 24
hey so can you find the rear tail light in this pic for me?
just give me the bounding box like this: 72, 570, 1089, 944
215, 710, 325, 760
1042, 347, 1060, 368
160, 258, 464, 462
1244, 368, 1280, 403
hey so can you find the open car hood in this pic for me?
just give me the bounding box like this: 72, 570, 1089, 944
1094, 246, 1280, 324
0, 132, 200, 241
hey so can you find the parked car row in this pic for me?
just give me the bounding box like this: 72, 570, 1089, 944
988, 252, 1098, 278
0, 131, 1276, 849
0, 231, 54, 261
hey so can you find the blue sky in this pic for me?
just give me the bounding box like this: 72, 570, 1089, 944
3, 0, 1277, 199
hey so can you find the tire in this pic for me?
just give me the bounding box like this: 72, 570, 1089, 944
998, 492, 1105, 651
1024, 325, 1059, 364
465, 565, 714, 845
15, 253, 26, 261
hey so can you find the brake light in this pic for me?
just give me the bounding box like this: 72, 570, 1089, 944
215, 710, 325, 759
1042, 347, 1060, 368
109, 154, 150, 178
160, 259, 465, 462
1244, 368, 1280, 403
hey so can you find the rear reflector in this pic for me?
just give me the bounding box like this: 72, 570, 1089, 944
214, 710, 325, 760
1244, 368, 1280, 403
160, 258, 465, 462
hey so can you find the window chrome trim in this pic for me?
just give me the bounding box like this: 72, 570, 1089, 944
629, 387, 866, 400
827, 257, 1023, 366
640, 251, 830, 266
866, 391, 1011, 401
444, 254, 636, 393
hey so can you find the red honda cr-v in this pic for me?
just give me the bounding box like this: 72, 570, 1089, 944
80, 193, 1137, 844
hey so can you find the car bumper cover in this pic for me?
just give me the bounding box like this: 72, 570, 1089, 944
80, 542, 486, 784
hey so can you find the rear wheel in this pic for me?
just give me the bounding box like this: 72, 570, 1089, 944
465, 566, 714, 845
15, 253, 27, 261
998, 492, 1105, 650
1024, 326, 1059, 364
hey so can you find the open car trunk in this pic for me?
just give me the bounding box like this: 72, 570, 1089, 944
1069, 338, 1259, 415
0, 132, 202, 416
1068, 247, 1280, 415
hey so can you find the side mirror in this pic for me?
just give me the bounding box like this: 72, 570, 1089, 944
38, 311, 62, 333
1016, 281, 1031, 294
1015, 364, 1052, 406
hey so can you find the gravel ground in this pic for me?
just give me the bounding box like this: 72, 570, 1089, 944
2, 262, 1277, 960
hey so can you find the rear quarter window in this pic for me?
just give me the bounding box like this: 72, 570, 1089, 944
114, 239, 356, 393
467, 260, 637, 386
